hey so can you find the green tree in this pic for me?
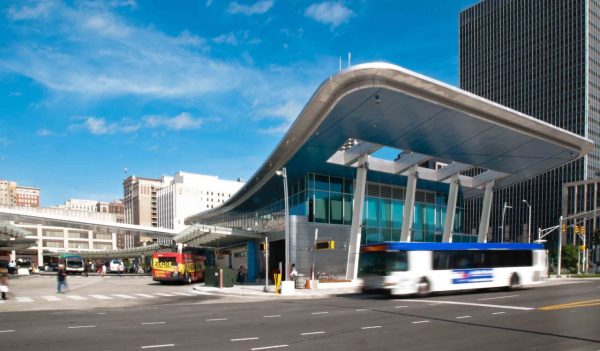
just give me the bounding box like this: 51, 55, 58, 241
561, 244, 579, 272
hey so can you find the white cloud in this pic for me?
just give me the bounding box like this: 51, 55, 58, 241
260, 100, 303, 121
305, 1, 353, 28
70, 113, 207, 135
227, 0, 274, 15
0, 136, 11, 146
213, 33, 239, 46
110, 0, 137, 9
143, 113, 205, 131
7, 2, 53, 21
36, 128, 56, 136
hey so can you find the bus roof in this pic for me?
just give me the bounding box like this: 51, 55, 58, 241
361, 242, 544, 252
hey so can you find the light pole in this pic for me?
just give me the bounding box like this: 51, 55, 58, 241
501, 202, 513, 242
522, 199, 532, 243
276, 167, 290, 281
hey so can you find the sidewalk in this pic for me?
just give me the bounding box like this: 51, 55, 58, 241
192, 281, 361, 299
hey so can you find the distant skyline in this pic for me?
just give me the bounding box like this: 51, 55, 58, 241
0, 0, 476, 206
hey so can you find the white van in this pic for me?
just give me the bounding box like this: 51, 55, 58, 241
109, 259, 123, 273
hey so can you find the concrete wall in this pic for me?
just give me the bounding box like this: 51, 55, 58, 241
290, 216, 351, 279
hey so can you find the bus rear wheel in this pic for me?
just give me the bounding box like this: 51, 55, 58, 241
416, 277, 430, 297
186, 275, 192, 284
508, 273, 520, 290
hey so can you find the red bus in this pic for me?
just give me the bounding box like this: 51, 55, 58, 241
152, 252, 205, 284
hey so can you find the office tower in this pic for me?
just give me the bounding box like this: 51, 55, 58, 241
459, 0, 598, 241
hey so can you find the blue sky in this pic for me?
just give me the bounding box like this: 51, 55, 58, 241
0, 0, 476, 206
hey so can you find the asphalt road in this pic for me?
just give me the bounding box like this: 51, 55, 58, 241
0, 279, 599, 351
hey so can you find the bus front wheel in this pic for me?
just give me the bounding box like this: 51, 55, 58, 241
416, 277, 430, 297
508, 273, 520, 290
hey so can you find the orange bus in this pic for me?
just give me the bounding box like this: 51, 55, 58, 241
152, 252, 205, 284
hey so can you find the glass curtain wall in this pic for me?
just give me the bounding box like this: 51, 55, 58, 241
202, 172, 474, 243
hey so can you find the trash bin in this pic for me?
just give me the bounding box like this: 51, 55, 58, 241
294, 274, 306, 289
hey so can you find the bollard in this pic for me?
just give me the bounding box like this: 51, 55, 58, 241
219, 268, 223, 289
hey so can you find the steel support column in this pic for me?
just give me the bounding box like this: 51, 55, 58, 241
478, 181, 494, 243
442, 175, 459, 243
346, 154, 368, 280
400, 165, 418, 242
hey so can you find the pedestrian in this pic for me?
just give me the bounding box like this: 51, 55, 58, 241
290, 263, 298, 279
118, 262, 124, 277
0, 266, 9, 300
84, 261, 89, 277
101, 263, 107, 277
237, 266, 245, 284
8, 260, 16, 275
56, 264, 67, 294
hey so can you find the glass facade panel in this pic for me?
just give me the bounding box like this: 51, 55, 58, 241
330, 192, 343, 224
392, 200, 403, 229
343, 195, 353, 225
314, 191, 329, 223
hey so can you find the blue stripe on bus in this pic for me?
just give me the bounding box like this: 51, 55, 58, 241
362, 242, 544, 251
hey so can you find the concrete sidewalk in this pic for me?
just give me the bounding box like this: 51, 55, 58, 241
192, 281, 360, 298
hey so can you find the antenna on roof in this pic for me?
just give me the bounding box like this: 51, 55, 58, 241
348, 52, 351, 68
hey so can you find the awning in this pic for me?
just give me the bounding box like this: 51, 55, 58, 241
0, 221, 37, 251
173, 224, 262, 247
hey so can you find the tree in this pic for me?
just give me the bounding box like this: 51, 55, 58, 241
561, 244, 579, 273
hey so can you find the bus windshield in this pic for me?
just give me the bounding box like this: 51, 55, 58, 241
358, 251, 408, 276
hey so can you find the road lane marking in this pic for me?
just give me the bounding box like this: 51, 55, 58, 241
361, 326, 382, 330
0, 330, 15, 333
539, 299, 600, 311
112, 294, 136, 299
412, 320, 430, 324
301, 331, 325, 335
66, 295, 87, 301
142, 322, 166, 325
478, 295, 518, 301
231, 337, 259, 341
15, 297, 34, 303
172, 292, 193, 296
455, 316, 471, 319
263, 315, 281, 318
492, 312, 506, 315
90, 295, 112, 300
154, 293, 175, 297
41, 295, 61, 301
251, 345, 288, 350
206, 318, 227, 321
402, 299, 534, 310
355, 309, 368, 311
311, 312, 329, 315
134, 294, 155, 298
68, 325, 96, 329
141, 344, 174, 349
394, 305, 408, 309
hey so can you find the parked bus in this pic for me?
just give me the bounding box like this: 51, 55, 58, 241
62, 254, 84, 274
152, 252, 205, 284
359, 242, 547, 296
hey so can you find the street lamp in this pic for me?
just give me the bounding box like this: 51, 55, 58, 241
275, 167, 290, 281
501, 202, 513, 242
522, 199, 532, 243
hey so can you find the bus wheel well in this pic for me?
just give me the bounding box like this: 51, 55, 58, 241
417, 277, 431, 297
508, 272, 520, 290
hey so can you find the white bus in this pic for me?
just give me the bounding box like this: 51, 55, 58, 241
359, 242, 547, 296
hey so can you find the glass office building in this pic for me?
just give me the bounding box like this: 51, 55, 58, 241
459, 0, 599, 243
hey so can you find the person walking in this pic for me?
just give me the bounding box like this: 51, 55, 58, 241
0, 266, 9, 300
56, 264, 67, 294
118, 262, 124, 277
8, 260, 16, 275
101, 263, 107, 277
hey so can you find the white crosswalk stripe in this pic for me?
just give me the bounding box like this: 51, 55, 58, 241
89, 295, 112, 300
171, 292, 193, 296
112, 294, 137, 299
133, 294, 155, 298
66, 295, 87, 301
41, 295, 62, 302
16, 297, 34, 303
153, 293, 175, 297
